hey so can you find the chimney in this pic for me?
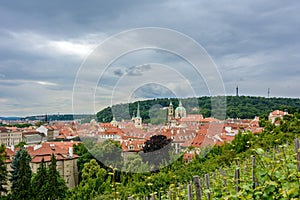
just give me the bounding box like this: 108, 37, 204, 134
11, 145, 14, 152
34, 144, 41, 151
69, 147, 73, 158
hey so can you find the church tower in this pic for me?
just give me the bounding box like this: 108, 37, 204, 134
168, 101, 174, 122
134, 103, 142, 128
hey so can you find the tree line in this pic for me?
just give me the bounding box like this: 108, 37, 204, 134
96, 96, 300, 123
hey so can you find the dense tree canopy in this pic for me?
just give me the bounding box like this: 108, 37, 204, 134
10, 148, 32, 200
0, 144, 8, 196
90, 139, 123, 168
44, 154, 68, 200
96, 96, 300, 122
31, 158, 47, 200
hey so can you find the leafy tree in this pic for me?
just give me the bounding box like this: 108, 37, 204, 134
0, 144, 8, 196
73, 143, 93, 183
90, 139, 123, 168
44, 154, 67, 200
122, 153, 149, 173
15, 141, 26, 148
10, 148, 32, 200
31, 158, 47, 200
68, 159, 109, 199
142, 135, 172, 171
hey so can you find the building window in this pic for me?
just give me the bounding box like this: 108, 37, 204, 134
129, 145, 134, 150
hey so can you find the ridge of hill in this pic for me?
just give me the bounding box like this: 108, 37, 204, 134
96, 96, 300, 123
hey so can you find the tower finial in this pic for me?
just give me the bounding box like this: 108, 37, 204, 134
179, 99, 182, 107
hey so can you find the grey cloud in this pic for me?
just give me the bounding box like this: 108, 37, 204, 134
1, 0, 300, 115
126, 64, 152, 76
113, 69, 124, 77
133, 83, 176, 99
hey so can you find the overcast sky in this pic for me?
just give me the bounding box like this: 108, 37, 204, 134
0, 0, 299, 117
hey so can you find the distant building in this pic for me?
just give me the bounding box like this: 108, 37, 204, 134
0, 127, 22, 147
22, 130, 46, 145
98, 123, 123, 142
269, 110, 288, 124
36, 125, 55, 141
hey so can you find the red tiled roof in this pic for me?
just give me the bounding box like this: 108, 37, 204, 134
180, 114, 203, 122
121, 139, 146, 152
200, 117, 220, 123
190, 133, 206, 148
43, 141, 80, 151
4, 142, 76, 164
269, 110, 286, 116
0, 127, 9, 132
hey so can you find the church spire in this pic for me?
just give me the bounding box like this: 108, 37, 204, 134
136, 103, 140, 118
134, 103, 142, 128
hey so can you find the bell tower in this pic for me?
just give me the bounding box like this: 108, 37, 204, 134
168, 101, 174, 122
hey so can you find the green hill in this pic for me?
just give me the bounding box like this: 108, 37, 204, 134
96, 96, 300, 123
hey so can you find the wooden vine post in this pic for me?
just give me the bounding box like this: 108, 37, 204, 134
188, 181, 193, 200
205, 173, 211, 200
295, 138, 300, 172
235, 168, 240, 193
252, 155, 257, 189
193, 175, 202, 200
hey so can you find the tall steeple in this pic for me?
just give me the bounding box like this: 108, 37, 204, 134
236, 85, 239, 97
134, 103, 142, 128
136, 103, 141, 118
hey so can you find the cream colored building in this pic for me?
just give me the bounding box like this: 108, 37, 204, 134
0, 127, 22, 147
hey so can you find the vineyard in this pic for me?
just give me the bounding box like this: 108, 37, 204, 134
129, 141, 300, 200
